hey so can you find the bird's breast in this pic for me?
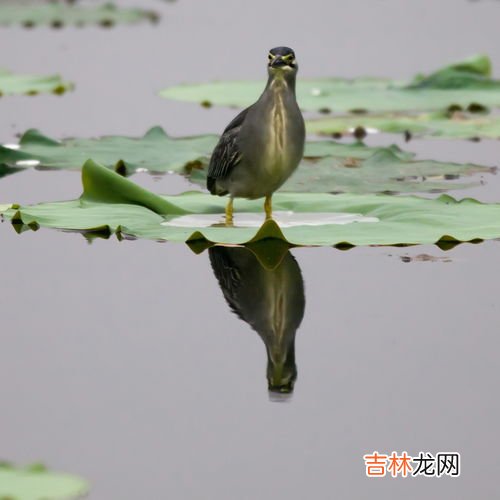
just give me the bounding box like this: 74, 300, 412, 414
231, 81, 304, 199
265, 92, 288, 169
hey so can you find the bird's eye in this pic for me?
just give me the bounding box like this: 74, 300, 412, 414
283, 54, 294, 61
268, 54, 274, 60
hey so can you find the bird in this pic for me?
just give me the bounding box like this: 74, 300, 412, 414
209, 243, 305, 394
207, 46, 305, 224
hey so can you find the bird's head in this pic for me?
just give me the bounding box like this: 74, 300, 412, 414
267, 46, 297, 76
266, 343, 297, 395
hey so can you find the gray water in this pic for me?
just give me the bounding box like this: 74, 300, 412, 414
1, 0, 500, 498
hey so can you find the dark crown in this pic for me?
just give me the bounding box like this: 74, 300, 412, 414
269, 46, 295, 58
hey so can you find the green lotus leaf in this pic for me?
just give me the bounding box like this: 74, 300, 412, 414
3, 159, 500, 247
302, 141, 412, 160
1, 127, 493, 194
0, 2, 158, 28
0, 163, 22, 180
306, 111, 500, 140
0, 462, 89, 500
160, 55, 500, 113
0, 127, 217, 175
0, 69, 73, 96
189, 147, 494, 195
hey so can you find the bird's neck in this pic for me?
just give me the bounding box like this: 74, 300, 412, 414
265, 72, 297, 96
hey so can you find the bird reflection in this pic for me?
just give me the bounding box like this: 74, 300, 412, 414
209, 242, 305, 395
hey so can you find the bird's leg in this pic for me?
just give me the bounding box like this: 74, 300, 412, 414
264, 195, 273, 220
225, 197, 234, 225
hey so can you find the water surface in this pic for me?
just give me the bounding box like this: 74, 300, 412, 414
1, 0, 499, 498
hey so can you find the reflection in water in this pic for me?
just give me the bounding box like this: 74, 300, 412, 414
209, 243, 305, 396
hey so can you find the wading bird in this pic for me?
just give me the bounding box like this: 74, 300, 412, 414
207, 46, 305, 224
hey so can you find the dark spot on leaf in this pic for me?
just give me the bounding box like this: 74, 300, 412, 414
444, 174, 460, 180
78, 226, 112, 241
334, 242, 354, 251
99, 19, 115, 28
147, 11, 160, 24
115, 160, 127, 176
400, 256, 412, 263
404, 130, 412, 142
318, 107, 331, 114
468, 136, 481, 142
26, 90, 39, 96
51, 20, 64, 29
447, 104, 463, 114
436, 240, 461, 251
467, 102, 488, 113
26, 463, 47, 473
22, 20, 35, 29
52, 85, 66, 95
200, 100, 212, 108
184, 160, 204, 173
343, 157, 361, 168
353, 126, 367, 140
349, 108, 368, 115
331, 132, 343, 139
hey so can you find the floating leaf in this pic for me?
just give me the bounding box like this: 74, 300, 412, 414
190, 147, 495, 195
0, 163, 22, 180
306, 111, 500, 140
0, 2, 158, 28
0, 127, 217, 175
0, 462, 89, 500
408, 54, 493, 89
3, 159, 500, 247
0, 69, 73, 96
1, 128, 493, 194
160, 55, 500, 113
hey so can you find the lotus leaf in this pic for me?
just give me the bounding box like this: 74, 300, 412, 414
160, 55, 500, 113
189, 148, 495, 195
3, 160, 500, 247
0, 69, 72, 96
0, 127, 217, 175
306, 111, 500, 140
0, 462, 89, 500
0, 2, 158, 28
1, 128, 493, 194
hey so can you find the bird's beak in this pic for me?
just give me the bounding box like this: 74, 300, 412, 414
271, 56, 286, 68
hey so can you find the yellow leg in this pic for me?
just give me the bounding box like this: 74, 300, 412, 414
264, 195, 273, 220
225, 197, 234, 225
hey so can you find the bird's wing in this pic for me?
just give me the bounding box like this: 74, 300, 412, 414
207, 126, 242, 181
207, 105, 253, 182
223, 105, 253, 133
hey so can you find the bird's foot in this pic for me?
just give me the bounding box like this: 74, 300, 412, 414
225, 198, 234, 226
264, 195, 273, 221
